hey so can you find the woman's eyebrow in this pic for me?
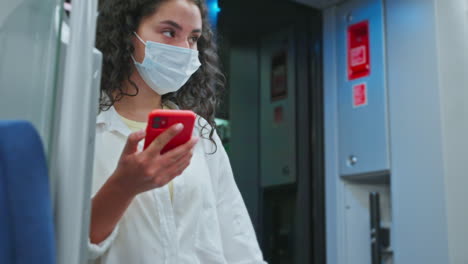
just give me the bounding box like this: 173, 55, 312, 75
160, 20, 183, 30
159, 20, 201, 33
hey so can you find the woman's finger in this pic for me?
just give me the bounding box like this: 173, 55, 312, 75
155, 152, 192, 181
161, 136, 198, 162
152, 171, 179, 188
121, 130, 146, 156
144, 123, 184, 157
172, 154, 192, 174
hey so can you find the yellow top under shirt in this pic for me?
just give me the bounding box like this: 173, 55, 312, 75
118, 105, 174, 202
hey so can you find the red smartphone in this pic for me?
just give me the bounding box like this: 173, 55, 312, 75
143, 109, 196, 154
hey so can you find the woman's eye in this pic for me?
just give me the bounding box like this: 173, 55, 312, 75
190, 36, 199, 43
162, 31, 175, 38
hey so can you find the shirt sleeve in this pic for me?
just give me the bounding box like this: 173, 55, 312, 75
88, 130, 120, 261
87, 225, 119, 260
207, 132, 268, 264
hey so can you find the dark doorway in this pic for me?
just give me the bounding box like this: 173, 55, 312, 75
217, 1, 325, 263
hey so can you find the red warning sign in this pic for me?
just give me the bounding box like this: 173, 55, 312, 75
353, 83, 367, 108
348, 21, 370, 80
350, 46, 367, 67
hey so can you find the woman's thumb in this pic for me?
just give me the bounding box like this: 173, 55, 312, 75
122, 130, 146, 155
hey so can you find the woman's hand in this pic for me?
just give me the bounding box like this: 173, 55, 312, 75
110, 123, 199, 197
90, 124, 197, 244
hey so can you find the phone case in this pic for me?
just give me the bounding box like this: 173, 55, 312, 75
143, 109, 196, 154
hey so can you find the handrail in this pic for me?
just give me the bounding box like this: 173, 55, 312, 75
50, 0, 100, 263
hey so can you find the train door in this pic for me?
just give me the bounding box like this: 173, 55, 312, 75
218, 1, 325, 263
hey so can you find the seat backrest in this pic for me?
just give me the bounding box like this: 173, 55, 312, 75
0, 121, 56, 264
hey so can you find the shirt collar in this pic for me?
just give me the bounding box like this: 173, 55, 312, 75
96, 101, 180, 136
96, 106, 132, 136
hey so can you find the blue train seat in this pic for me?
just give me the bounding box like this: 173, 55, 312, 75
0, 121, 55, 264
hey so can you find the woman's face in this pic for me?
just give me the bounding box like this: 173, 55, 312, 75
133, 0, 202, 63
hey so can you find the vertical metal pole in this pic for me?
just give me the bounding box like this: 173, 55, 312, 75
50, 0, 100, 263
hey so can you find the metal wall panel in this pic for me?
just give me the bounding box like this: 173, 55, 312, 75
324, 7, 346, 264
343, 183, 392, 264
335, 0, 390, 177
260, 28, 297, 187
229, 45, 261, 230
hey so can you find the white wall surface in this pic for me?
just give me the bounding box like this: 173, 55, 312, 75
435, 0, 468, 262
386, 0, 450, 263
0, 0, 62, 154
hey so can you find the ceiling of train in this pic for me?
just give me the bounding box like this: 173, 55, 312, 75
218, 0, 320, 39
291, 0, 344, 9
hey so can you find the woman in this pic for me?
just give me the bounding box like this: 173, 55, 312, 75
89, 0, 266, 263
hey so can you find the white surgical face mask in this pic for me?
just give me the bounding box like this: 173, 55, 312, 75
132, 32, 201, 95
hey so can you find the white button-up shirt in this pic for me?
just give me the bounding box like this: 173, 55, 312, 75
88, 106, 266, 264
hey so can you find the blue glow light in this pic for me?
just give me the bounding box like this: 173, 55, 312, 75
207, 0, 220, 26
211, 1, 221, 13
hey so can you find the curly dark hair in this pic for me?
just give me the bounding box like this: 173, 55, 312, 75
96, 0, 225, 150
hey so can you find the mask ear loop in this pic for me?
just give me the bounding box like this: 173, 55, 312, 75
132, 32, 147, 63
133, 32, 146, 46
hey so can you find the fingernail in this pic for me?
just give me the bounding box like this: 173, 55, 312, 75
175, 123, 184, 131
136, 130, 145, 137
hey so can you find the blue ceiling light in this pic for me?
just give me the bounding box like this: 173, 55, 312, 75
211, 1, 221, 13
206, 0, 221, 27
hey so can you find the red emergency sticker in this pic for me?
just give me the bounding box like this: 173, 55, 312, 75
348, 21, 370, 80
353, 83, 367, 108
350, 45, 367, 67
